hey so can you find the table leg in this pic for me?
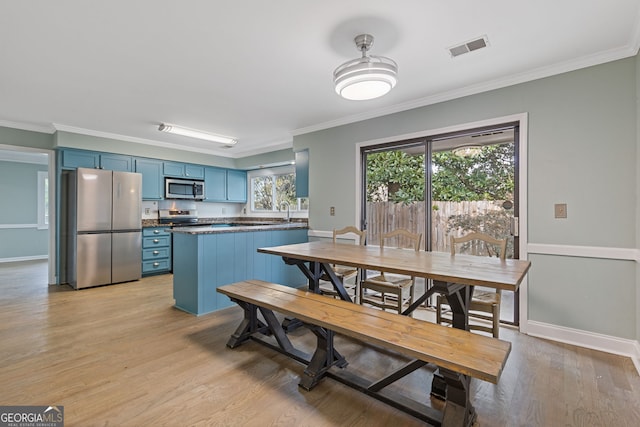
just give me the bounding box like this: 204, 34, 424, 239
431, 283, 473, 400
281, 261, 323, 331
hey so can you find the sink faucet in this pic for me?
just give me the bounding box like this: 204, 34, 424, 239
280, 201, 290, 222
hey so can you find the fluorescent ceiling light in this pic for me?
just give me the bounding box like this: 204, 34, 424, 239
158, 123, 237, 145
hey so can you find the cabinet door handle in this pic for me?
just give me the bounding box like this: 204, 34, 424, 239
153, 230, 160, 234
153, 251, 159, 255
153, 239, 159, 243
153, 262, 160, 267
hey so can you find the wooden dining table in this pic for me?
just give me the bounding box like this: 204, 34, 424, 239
258, 240, 531, 324
258, 240, 531, 399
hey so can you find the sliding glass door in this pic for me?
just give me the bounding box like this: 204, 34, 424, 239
361, 123, 520, 325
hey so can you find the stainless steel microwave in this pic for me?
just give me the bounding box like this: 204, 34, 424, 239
165, 178, 205, 200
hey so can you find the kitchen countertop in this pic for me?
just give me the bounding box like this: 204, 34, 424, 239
142, 217, 308, 234
170, 221, 308, 235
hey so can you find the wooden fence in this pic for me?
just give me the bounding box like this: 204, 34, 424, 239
366, 200, 509, 253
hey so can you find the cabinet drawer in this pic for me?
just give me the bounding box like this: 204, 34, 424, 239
142, 259, 171, 273
143, 236, 171, 248
143, 227, 170, 237
142, 247, 171, 261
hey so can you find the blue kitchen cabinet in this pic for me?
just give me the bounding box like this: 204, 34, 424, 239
135, 158, 163, 200
294, 149, 309, 198
142, 227, 172, 275
100, 153, 133, 172
62, 149, 99, 169
61, 149, 133, 172
163, 162, 205, 179
226, 169, 247, 202
185, 164, 205, 178
173, 227, 308, 315
204, 166, 227, 201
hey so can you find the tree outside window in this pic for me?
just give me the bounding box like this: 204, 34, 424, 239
250, 167, 308, 212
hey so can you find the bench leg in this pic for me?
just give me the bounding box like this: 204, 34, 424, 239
440, 368, 476, 427
299, 327, 347, 391
226, 300, 269, 348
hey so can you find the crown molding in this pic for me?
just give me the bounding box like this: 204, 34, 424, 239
0, 119, 55, 134
292, 44, 638, 137
52, 124, 238, 158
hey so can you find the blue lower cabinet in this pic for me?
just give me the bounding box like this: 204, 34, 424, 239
172, 228, 308, 315
142, 227, 172, 276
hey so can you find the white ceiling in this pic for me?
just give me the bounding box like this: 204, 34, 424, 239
1, 1, 639, 159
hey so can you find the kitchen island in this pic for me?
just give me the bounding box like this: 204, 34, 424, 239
170, 222, 308, 315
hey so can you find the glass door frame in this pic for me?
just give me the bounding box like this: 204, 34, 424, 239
360, 121, 522, 326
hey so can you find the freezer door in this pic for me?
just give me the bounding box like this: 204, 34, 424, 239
77, 233, 112, 289
113, 171, 142, 231
112, 231, 142, 283
77, 168, 112, 232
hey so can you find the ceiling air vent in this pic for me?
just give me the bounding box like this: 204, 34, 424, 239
448, 35, 489, 58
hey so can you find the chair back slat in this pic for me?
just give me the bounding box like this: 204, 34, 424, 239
450, 232, 506, 260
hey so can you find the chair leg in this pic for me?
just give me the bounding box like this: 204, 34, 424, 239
436, 296, 442, 325
492, 304, 500, 338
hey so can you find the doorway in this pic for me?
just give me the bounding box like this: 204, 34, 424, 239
0, 144, 56, 285
360, 121, 520, 325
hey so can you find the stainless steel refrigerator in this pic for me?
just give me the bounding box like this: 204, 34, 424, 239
61, 168, 142, 289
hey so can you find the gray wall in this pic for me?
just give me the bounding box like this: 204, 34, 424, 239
235, 148, 294, 170
294, 57, 638, 340
0, 126, 53, 150
0, 160, 49, 259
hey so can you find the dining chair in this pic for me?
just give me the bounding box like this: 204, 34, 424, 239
436, 231, 507, 338
319, 226, 366, 302
359, 228, 422, 316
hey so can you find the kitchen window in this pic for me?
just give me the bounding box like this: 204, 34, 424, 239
249, 166, 308, 213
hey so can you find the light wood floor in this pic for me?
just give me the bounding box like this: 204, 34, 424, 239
1, 260, 639, 426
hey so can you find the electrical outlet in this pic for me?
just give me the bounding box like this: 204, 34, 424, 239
144, 208, 150, 215
330, 206, 335, 216
221, 207, 226, 215
554, 203, 567, 219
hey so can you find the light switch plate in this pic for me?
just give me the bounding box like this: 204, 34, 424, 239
554, 203, 567, 218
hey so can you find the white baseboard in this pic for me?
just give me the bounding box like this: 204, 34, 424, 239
0, 255, 48, 263
527, 320, 640, 376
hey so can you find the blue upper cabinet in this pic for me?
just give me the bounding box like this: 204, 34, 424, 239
294, 149, 309, 198
226, 169, 247, 202
61, 149, 99, 169
100, 154, 132, 172
61, 149, 132, 172
204, 167, 227, 202
59, 148, 244, 202
185, 164, 205, 179
135, 158, 163, 200
163, 162, 205, 179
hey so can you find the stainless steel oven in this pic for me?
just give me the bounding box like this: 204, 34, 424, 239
165, 178, 205, 200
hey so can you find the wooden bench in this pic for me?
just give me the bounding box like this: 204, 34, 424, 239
217, 279, 511, 427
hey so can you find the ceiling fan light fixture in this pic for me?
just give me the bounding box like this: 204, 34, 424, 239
333, 34, 398, 101
158, 123, 237, 146
452, 145, 482, 157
